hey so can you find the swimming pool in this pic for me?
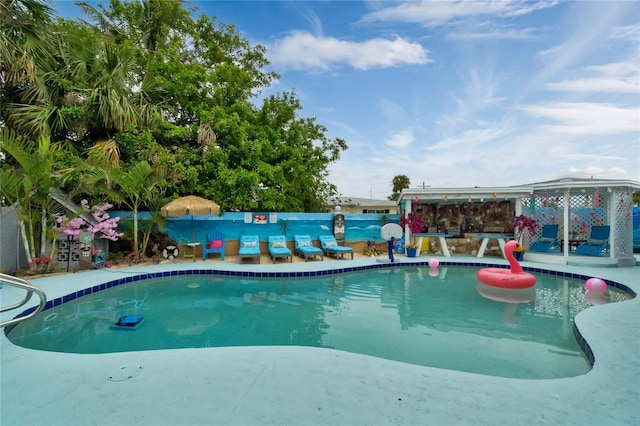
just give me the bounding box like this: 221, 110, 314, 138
6, 264, 632, 379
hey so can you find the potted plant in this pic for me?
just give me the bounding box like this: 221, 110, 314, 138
404, 241, 419, 257
508, 215, 539, 260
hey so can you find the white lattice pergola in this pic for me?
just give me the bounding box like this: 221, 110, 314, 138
521, 178, 639, 266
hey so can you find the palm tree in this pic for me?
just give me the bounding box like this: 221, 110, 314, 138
0, 0, 55, 133
0, 0, 53, 86
388, 175, 411, 200
8, 16, 161, 167
82, 160, 168, 256
0, 129, 68, 263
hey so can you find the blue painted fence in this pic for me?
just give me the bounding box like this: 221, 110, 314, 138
112, 212, 400, 245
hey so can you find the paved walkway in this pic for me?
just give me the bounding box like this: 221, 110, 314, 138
2, 256, 639, 425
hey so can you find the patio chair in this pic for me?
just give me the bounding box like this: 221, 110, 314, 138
267, 235, 292, 263
238, 235, 261, 263
528, 224, 559, 253
202, 231, 226, 261
293, 235, 324, 262
575, 226, 610, 257
319, 235, 354, 260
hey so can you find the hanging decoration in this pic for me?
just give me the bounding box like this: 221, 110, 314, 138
594, 187, 599, 206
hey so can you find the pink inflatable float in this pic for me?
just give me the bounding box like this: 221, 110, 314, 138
476, 240, 536, 289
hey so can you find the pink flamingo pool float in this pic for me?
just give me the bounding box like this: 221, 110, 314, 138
476, 240, 536, 289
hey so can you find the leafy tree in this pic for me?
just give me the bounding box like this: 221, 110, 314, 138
4, 0, 348, 214
75, 0, 344, 212
389, 175, 411, 200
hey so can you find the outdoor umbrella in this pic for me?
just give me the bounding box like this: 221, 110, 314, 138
160, 196, 221, 259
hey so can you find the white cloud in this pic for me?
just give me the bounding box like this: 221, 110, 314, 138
609, 23, 640, 42
567, 166, 630, 180
546, 61, 640, 94
547, 78, 640, 94
268, 31, 430, 71
447, 26, 542, 41
518, 102, 640, 135
441, 66, 507, 129
377, 98, 409, 126
385, 129, 415, 148
361, 0, 558, 28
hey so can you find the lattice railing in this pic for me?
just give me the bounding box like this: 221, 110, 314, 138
520, 186, 635, 257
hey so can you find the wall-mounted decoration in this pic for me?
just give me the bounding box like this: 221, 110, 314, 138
333, 213, 345, 243
253, 214, 267, 224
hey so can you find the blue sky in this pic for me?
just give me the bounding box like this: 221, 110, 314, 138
54, 1, 640, 199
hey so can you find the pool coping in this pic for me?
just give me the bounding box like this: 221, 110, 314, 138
2, 256, 639, 425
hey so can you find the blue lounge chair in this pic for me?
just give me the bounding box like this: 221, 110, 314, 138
238, 235, 261, 263
528, 224, 559, 253
575, 226, 610, 257
267, 235, 292, 263
294, 235, 324, 262
202, 231, 226, 261
319, 235, 353, 260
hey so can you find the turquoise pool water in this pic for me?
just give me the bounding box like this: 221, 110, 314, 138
7, 266, 631, 379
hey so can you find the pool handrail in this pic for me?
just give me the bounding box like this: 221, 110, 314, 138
0, 273, 47, 328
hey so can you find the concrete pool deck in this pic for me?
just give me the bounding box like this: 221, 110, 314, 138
1, 255, 639, 426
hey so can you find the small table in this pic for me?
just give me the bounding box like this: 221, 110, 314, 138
183, 243, 200, 262
476, 234, 515, 258
412, 233, 453, 257
561, 239, 586, 252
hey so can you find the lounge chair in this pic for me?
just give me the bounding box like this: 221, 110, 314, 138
319, 235, 353, 260
528, 224, 559, 253
575, 226, 610, 257
238, 235, 261, 263
267, 235, 292, 263
202, 231, 226, 261
293, 235, 324, 262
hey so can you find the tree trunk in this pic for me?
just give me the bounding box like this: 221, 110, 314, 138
20, 221, 33, 264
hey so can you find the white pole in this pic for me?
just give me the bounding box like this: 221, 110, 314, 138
563, 188, 570, 257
